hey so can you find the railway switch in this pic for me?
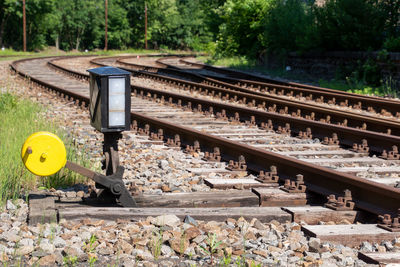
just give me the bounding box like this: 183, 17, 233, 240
86, 66, 136, 205
21, 131, 136, 207
21, 131, 67, 176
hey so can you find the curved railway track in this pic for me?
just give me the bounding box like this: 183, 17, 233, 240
155, 57, 400, 121
10, 55, 400, 219
93, 56, 400, 156
171, 58, 400, 117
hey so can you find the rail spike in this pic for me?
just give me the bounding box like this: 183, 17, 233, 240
216, 109, 227, 120
256, 166, 279, 184
260, 120, 274, 132
130, 120, 138, 133
281, 174, 306, 193
226, 155, 247, 171
166, 134, 181, 148
202, 147, 221, 162
150, 129, 164, 141
138, 124, 150, 136
185, 140, 201, 155
378, 209, 400, 232
381, 145, 399, 160
298, 128, 312, 139
352, 139, 369, 153
245, 116, 256, 127
229, 112, 241, 124
325, 189, 355, 211
322, 133, 339, 146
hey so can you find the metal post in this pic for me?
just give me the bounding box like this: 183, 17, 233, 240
145, 2, 148, 50
103, 132, 121, 176
105, 0, 108, 51
23, 0, 26, 52
96, 132, 122, 202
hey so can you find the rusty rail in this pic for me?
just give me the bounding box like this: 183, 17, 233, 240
10, 56, 400, 216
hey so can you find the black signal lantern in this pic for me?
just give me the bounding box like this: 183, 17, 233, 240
87, 66, 131, 133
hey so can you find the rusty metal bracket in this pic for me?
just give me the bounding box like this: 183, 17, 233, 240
245, 116, 256, 127
381, 145, 400, 160
203, 147, 221, 162
277, 123, 291, 135
130, 120, 138, 133
138, 124, 150, 136
216, 109, 228, 120
323, 133, 339, 146
352, 139, 369, 153
281, 174, 306, 193
150, 129, 164, 141
166, 134, 181, 147
260, 120, 274, 131
256, 166, 279, 184
298, 128, 312, 139
185, 140, 201, 154
229, 112, 241, 124
378, 210, 400, 232
65, 161, 136, 207
325, 189, 355, 211
226, 155, 247, 171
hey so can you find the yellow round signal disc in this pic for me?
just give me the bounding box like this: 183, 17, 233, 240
21, 132, 67, 176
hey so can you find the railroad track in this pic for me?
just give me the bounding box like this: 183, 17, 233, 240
10, 55, 400, 216
167, 57, 400, 118
96, 56, 400, 157
10, 56, 400, 264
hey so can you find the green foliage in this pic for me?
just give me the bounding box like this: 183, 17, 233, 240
0, 0, 398, 60
319, 75, 399, 98
83, 234, 98, 267
200, 233, 222, 265
314, 0, 386, 51
0, 91, 90, 204
216, 0, 269, 58
0, 92, 17, 112
383, 37, 400, 52
219, 253, 232, 266
264, 0, 318, 54
63, 255, 78, 266
150, 229, 163, 260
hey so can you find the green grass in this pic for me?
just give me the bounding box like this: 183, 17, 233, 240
203, 55, 314, 82
0, 47, 197, 61
0, 91, 91, 204
319, 77, 399, 98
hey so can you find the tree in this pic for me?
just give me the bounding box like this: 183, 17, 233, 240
216, 0, 270, 57
315, 0, 386, 51
0, 0, 19, 47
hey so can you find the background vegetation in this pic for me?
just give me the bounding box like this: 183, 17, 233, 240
1, 0, 398, 54
0, 91, 90, 203
0, 0, 399, 91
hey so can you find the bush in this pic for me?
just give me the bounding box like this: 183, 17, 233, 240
263, 0, 318, 54
383, 37, 400, 52
314, 0, 386, 51
215, 0, 270, 58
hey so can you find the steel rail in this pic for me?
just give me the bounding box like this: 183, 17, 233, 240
10, 56, 400, 216
174, 58, 400, 117
177, 58, 400, 103
113, 57, 400, 137
89, 57, 400, 154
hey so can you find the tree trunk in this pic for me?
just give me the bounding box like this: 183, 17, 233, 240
55, 35, 59, 50
0, 15, 8, 48
75, 36, 80, 51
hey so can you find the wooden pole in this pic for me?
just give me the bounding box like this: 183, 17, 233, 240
105, 0, 108, 51
145, 2, 147, 50
23, 0, 26, 52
